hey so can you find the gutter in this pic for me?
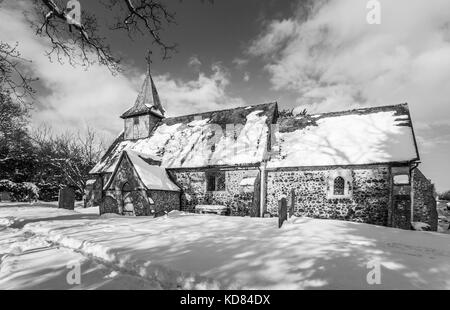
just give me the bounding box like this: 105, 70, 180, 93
258, 161, 267, 218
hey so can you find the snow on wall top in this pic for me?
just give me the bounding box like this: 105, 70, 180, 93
267, 104, 419, 168
91, 103, 277, 173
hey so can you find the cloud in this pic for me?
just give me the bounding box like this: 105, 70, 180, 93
188, 55, 202, 70
248, 0, 450, 116
155, 63, 245, 116
248, 19, 297, 57
248, 0, 450, 190
232, 57, 249, 68
0, 1, 244, 140
243, 72, 250, 82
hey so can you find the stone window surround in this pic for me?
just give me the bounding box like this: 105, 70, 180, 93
327, 169, 353, 199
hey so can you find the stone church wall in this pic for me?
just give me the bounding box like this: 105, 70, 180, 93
412, 168, 438, 230
169, 168, 259, 216
148, 190, 180, 216
265, 165, 391, 226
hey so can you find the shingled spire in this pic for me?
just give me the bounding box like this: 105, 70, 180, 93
120, 64, 165, 119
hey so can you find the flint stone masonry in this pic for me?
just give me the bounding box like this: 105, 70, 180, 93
84, 178, 102, 208
148, 190, 180, 217
266, 166, 390, 226
169, 168, 259, 216
413, 168, 438, 230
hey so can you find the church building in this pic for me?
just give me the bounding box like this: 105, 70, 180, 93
87, 67, 437, 231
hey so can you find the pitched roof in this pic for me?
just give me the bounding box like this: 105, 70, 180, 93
90, 102, 277, 173
267, 103, 420, 168
121, 68, 165, 119
104, 150, 180, 192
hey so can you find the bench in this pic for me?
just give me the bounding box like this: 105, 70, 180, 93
195, 205, 229, 216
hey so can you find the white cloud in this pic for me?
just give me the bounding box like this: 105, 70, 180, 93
248, 0, 450, 190
248, 19, 297, 57
249, 0, 450, 116
156, 63, 245, 116
243, 72, 250, 82
0, 1, 244, 140
188, 55, 202, 69
232, 57, 249, 68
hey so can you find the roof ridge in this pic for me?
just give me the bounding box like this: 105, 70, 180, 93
294, 103, 409, 119
162, 101, 278, 121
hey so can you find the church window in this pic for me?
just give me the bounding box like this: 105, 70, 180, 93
327, 170, 352, 199
206, 171, 226, 192
134, 116, 139, 125
333, 177, 345, 195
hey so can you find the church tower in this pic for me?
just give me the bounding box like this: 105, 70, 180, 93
121, 66, 165, 140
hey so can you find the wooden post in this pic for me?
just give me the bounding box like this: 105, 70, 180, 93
289, 188, 295, 218
278, 197, 287, 228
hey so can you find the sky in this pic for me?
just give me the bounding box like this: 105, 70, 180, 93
0, 0, 450, 191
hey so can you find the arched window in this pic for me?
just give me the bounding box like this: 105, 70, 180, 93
333, 176, 345, 196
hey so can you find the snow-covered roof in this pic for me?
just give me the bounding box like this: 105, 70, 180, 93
91, 103, 277, 173
104, 150, 180, 192
268, 104, 419, 168
92, 102, 420, 174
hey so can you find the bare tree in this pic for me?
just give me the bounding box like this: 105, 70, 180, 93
29, 0, 178, 73
0, 42, 36, 103
0, 0, 185, 100
31, 124, 106, 194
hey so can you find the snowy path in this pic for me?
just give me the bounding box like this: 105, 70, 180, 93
2, 204, 450, 289
0, 205, 161, 290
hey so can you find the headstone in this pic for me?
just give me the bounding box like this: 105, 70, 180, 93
58, 187, 75, 210
0, 191, 11, 202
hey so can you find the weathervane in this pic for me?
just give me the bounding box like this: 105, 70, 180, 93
145, 50, 153, 70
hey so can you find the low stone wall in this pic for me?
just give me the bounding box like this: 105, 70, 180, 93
265, 166, 391, 226
85, 177, 103, 208
169, 168, 259, 216
413, 168, 438, 231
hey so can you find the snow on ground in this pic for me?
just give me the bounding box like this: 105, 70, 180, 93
2, 204, 450, 290
0, 228, 161, 289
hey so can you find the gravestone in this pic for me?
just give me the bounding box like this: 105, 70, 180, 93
58, 187, 75, 210
0, 191, 11, 202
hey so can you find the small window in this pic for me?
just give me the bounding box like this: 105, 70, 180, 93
333, 176, 345, 196
207, 174, 216, 191
394, 174, 410, 185
206, 171, 226, 192
216, 172, 226, 191
134, 116, 140, 125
